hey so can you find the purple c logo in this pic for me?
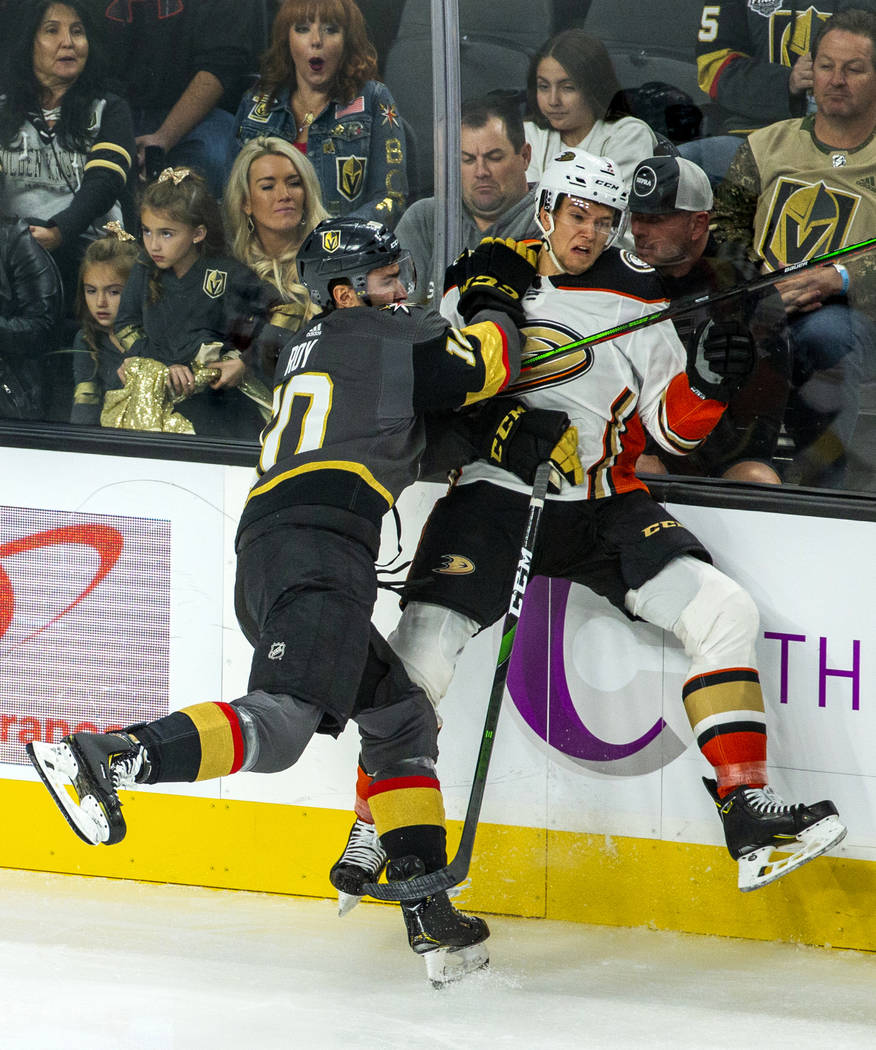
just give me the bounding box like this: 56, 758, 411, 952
506, 578, 688, 775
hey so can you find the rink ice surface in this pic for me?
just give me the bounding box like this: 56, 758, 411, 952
3, 868, 876, 1050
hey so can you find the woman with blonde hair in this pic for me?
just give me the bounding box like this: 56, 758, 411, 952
233, 0, 407, 227
225, 135, 328, 371
225, 135, 327, 302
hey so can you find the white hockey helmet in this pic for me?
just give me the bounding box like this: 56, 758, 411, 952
535, 148, 630, 248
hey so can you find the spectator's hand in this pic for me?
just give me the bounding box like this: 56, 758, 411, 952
687, 319, 755, 402
136, 132, 171, 180
450, 237, 538, 327
776, 266, 843, 314
166, 363, 196, 397
29, 225, 62, 252
788, 53, 814, 96
210, 357, 246, 389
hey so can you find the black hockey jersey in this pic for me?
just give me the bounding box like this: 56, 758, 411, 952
695, 0, 876, 132
237, 303, 520, 538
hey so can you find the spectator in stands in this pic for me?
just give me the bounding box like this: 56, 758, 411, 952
0, 217, 64, 419
234, 0, 408, 228
110, 168, 274, 438
523, 29, 658, 189
0, 1, 134, 303
70, 224, 139, 425
629, 155, 790, 485
224, 135, 328, 376
712, 8, 876, 488
395, 95, 539, 304
696, 0, 876, 134
97, 0, 251, 199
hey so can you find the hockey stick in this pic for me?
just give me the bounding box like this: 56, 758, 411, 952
361, 460, 556, 902
521, 234, 876, 373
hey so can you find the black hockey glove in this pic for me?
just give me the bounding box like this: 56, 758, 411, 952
687, 319, 755, 403
449, 237, 539, 328
474, 400, 582, 490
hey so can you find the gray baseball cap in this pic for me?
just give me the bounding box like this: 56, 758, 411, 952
630, 155, 713, 214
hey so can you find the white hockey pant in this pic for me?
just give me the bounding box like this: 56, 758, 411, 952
391, 557, 760, 713
625, 554, 760, 683
387, 603, 480, 711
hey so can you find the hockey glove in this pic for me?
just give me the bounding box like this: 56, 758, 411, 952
451, 237, 539, 328
476, 400, 582, 490
687, 319, 755, 403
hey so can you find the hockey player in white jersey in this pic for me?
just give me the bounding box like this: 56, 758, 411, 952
332, 148, 847, 906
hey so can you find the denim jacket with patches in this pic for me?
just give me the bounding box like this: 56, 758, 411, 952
234, 80, 408, 228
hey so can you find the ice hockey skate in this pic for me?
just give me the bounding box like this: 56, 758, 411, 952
704, 778, 847, 892
329, 817, 388, 916
387, 856, 489, 988
27, 732, 149, 846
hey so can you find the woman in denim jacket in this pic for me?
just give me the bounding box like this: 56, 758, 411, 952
234, 0, 407, 228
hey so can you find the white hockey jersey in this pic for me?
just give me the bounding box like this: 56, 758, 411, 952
443, 247, 726, 501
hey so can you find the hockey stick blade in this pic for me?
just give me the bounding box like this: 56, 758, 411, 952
361, 461, 555, 903
521, 235, 876, 373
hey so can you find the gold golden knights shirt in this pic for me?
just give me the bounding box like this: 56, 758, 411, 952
237, 302, 520, 538
713, 114, 876, 318
443, 248, 726, 501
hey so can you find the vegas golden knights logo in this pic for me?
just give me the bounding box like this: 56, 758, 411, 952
770, 8, 828, 65
758, 179, 860, 270
203, 269, 227, 299
321, 229, 341, 253
248, 94, 272, 122
337, 156, 366, 201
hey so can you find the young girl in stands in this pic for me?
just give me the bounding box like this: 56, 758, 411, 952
112, 167, 274, 437
70, 224, 140, 425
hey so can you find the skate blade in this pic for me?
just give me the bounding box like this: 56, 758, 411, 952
424, 942, 489, 988
737, 814, 848, 892
26, 741, 111, 846
337, 891, 362, 918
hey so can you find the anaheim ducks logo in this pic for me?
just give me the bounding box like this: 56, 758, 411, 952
507, 318, 593, 395
434, 554, 475, 575
758, 179, 859, 269
202, 269, 227, 299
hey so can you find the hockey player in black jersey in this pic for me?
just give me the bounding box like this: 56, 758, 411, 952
27, 217, 578, 986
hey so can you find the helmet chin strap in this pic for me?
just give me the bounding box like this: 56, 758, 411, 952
538, 210, 566, 273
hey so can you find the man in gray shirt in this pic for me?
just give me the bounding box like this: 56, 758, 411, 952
397, 96, 540, 303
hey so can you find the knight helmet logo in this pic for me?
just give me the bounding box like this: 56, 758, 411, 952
203, 269, 227, 299
337, 155, 366, 201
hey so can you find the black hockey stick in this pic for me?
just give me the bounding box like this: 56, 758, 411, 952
521, 234, 876, 373
361, 460, 555, 902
